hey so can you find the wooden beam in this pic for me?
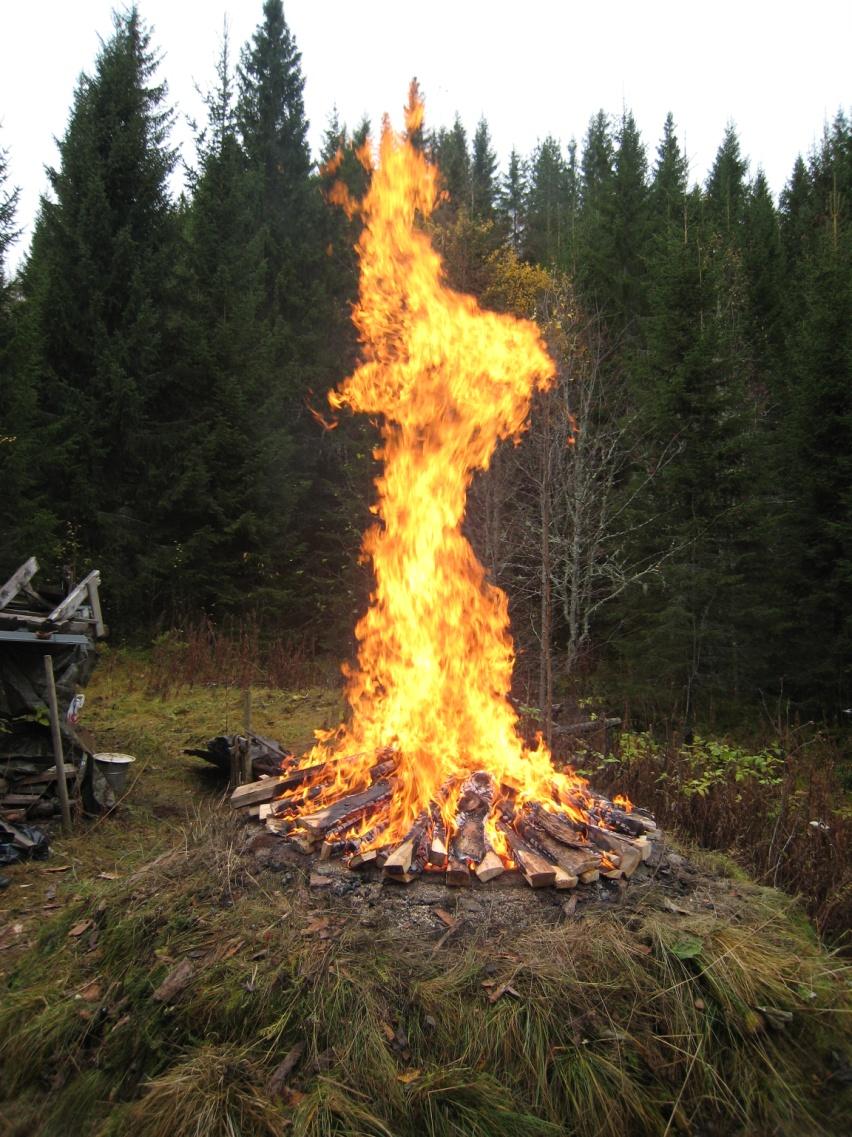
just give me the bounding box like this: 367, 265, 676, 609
47, 570, 101, 625
0, 557, 38, 611
43, 655, 72, 834
551, 718, 621, 737
229, 763, 326, 808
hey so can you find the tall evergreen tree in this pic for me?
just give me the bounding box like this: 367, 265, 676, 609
431, 114, 470, 210
21, 7, 178, 626
611, 172, 763, 720
470, 117, 498, 220
236, 0, 342, 625
777, 113, 852, 709
705, 124, 749, 236
499, 148, 527, 253
0, 140, 19, 287
237, 0, 318, 337
742, 170, 784, 382
650, 113, 688, 226
608, 109, 651, 332
158, 29, 284, 613
0, 136, 53, 570
575, 110, 615, 309
524, 136, 568, 267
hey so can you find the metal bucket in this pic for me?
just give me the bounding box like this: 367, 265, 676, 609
92, 752, 135, 796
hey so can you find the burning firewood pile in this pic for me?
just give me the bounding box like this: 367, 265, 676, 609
227, 749, 661, 892
216, 98, 666, 897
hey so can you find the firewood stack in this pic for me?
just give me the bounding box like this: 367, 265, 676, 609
228, 750, 661, 891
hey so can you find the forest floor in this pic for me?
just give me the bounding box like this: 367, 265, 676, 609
0, 651, 850, 1137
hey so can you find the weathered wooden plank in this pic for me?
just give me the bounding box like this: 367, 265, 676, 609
0, 557, 39, 611
229, 763, 327, 808
17, 764, 76, 786
46, 570, 101, 625
551, 718, 621, 737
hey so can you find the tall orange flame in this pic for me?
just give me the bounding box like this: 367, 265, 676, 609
306, 87, 591, 853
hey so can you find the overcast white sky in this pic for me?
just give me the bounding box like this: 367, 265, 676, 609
2, 1, 850, 268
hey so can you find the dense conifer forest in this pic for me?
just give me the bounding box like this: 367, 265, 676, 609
1, 2, 850, 725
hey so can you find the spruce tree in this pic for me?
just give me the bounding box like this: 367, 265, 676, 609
21, 7, 177, 626
778, 113, 852, 710
236, 0, 340, 625
651, 113, 688, 225
431, 114, 470, 211
705, 124, 749, 236
575, 111, 615, 309
470, 117, 498, 220
609, 109, 651, 333
0, 137, 54, 570
158, 29, 282, 613
499, 148, 527, 252
524, 136, 569, 267
237, 0, 318, 339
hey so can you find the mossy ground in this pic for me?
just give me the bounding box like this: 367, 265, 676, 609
0, 652, 849, 1136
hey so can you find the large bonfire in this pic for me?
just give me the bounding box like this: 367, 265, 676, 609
234, 86, 655, 886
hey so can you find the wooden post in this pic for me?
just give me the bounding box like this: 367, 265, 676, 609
43, 654, 72, 834
241, 688, 253, 782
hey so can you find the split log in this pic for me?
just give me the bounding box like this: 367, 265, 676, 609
448, 771, 494, 866
428, 802, 448, 867
299, 780, 391, 835
475, 849, 505, 883
262, 782, 328, 819
264, 817, 292, 837
285, 829, 318, 854
229, 763, 327, 809
590, 796, 657, 837
499, 826, 557, 888
550, 863, 579, 889
445, 857, 472, 886
384, 814, 430, 881
369, 758, 397, 782
585, 824, 642, 876
514, 812, 601, 879
531, 806, 594, 852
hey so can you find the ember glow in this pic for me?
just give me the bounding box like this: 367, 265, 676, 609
287, 86, 610, 865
